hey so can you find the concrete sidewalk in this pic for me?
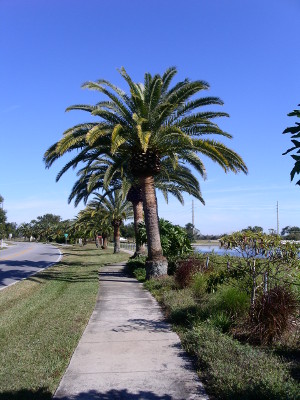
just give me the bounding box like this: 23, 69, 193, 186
54, 261, 208, 400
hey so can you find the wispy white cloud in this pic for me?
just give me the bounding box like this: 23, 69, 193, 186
1, 105, 20, 113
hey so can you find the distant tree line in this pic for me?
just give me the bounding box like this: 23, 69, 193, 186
18, 214, 73, 243
281, 226, 300, 240
0, 195, 18, 240
120, 222, 224, 242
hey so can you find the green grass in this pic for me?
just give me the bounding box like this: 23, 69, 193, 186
0, 245, 129, 400
182, 324, 299, 400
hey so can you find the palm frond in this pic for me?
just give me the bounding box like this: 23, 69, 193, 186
82, 81, 132, 121
65, 104, 95, 113
177, 112, 229, 128
56, 149, 90, 182
95, 78, 135, 112
167, 97, 224, 123
86, 124, 112, 145
161, 67, 177, 94
182, 124, 232, 138
149, 76, 162, 113
118, 67, 141, 99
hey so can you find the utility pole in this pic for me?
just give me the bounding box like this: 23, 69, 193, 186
277, 201, 279, 236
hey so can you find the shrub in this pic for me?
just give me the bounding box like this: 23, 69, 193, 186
144, 275, 177, 294
191, 272, 208, 298
162, 288, 199, 325
208, 312, 232, 333
210, 285, 250, 318
125, 257, 146, 281
199, 285, 250, 332
167, 259, 177, 275
175, 256, 206, 288
138, 219, 192, 259
132, 267, 146, 281
206, 269, 227, 293
248, 285, 298, 345
182, 323, 299, 400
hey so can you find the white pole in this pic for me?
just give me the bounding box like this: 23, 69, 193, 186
277, 201, 279, 236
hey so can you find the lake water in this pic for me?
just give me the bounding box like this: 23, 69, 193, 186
194, 244, 300, 259
193, 245, 239, 256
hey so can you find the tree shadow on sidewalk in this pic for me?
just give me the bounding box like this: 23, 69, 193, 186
0, 389, 176, 400
55, 389, 174, 399
0, 388, 52, 400
28, 267, 99, 283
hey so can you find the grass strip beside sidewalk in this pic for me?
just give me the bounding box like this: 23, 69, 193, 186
0, 245, 129, 400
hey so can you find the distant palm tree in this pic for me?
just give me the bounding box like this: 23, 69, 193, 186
18, 222, 33, 241
89, 190, 133, 253
44, 67, 247, 277
72, 207, 112, 248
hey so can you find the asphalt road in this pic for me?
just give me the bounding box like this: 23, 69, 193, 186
0, 241, 62, 290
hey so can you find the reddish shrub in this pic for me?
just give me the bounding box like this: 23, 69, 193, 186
249, 285, 298, 345
175, 257, 206, 288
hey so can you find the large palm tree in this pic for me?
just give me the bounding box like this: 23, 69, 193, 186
44, 67, 247, 277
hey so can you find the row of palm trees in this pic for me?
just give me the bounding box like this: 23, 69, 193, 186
44, 67, 247, 277
19, 215, 72, 242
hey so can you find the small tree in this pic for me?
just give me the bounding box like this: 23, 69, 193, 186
220, 232, 299, 310
5, 222, 18, 239
139, 219, 192, 262
185, 223, 201, 242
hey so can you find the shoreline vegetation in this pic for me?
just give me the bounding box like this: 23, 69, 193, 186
192, 239, 221, 246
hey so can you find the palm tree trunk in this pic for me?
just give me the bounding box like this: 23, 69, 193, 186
132, 201, 146, 257
113, 221, 121, 253
139, 175, 167, 278
102, 234, 108, 249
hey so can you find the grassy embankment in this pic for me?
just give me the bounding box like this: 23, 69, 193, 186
0, 244, 129, 400
126, 255, 300, 400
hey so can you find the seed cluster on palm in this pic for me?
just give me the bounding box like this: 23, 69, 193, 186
44, 67, 247, 277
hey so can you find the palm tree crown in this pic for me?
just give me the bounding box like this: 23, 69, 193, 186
45, 67, 247, 179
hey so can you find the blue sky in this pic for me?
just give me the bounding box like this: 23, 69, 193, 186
1, 0, 299, 234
